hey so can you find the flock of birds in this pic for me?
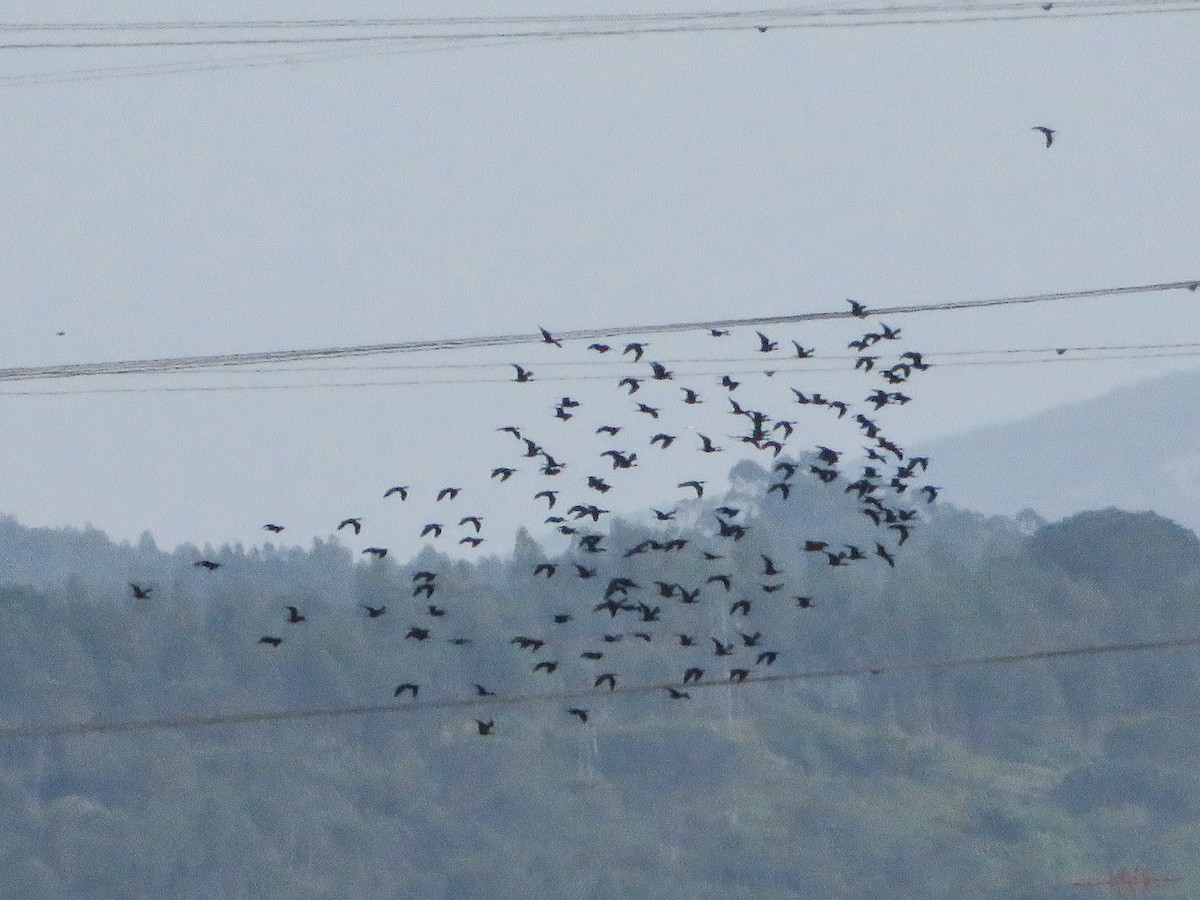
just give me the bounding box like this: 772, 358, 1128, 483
129, 300, 939, 736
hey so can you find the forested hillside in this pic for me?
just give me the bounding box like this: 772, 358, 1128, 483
2, 469, 1199, 899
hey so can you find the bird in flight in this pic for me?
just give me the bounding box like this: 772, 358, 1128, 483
512, 364, 534, 383
567, 707, 589, 723
362, 547, 388, 559
129, 583, 152, 599
258, 636, 283, 647
285, 605, 306, 624
1032, 125, 1055, 147
624, 342, 647, 362
679, 480, 705, 497
393, 683, 419, 698
383, 486, 408, 500
194, 560, 220, 571
338, 517, 362, 535
475, 719, 496, 735
491, 467, 515, 482
262, 523, 285, 533
539, 327, 562, 347
362, 604, 387, 618
436, 487, 461, 502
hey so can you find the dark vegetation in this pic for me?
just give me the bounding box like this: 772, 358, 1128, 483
1, 479, 1199, 898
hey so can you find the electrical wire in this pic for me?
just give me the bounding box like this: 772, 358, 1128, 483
1, 346, 1198, 397
1, 2, 1198, 86
1, 631, 1195, 741
1, 279, 1196, 385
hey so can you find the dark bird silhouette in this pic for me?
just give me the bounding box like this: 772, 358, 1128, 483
739, 631, 762, 647
393, 683, 419, 698
568, 504, 608, 522
729, 669, 750, 683
795, 595, 814, 609
575, 563, 598, 578
756, 651, 778, 666
448, 637, 472, 646
588, 343, 611, 353
534, 490, 558, 508
730, 599, 752, 616
533, 563, 557, 578
602, 450, 637, 470
679, 587, 701, 604
262, 523, 285, 533
553, 614, 572, 625
761, 554, 781, 576
920, 485, 940, 502
522, 438, 543, 458
618, 377, 642, 394
594, 598, 631, 618
667, 687, 691, 700
129, 583, 152, 599
710, 328, 729, 337
715, 517, 747, 540
474, 683, 495, 696
338, 517, 362, 534
587, 475, 613, 493
792, 341, 813, 358
679, 480, 705, 498
475, 719, 496, 735
419, 523, 443, 539
876, 543, 896, 567
578, 534, 606, 553
498, 425, 522, 438
459, 516, 484, 533
436, 487, 461, 502
427, 604, 446, 617
258, 636, 282, 647
650, 433, 676, 449
412, 570, 437, 582
681, 387, 702, 404
847, 299, 869, 317
649, 361, 673, 380
568, 707, 590, 723
755, 331, 778, 353
539, 326, 562, 347
194, 560, 220, 571
510, 636, 545, 652
533, 660, 559, 674
683, 667, 705, 683
596, 425, 621, 436
756, 24, 768, 32
362, 604, 387, 618
636, 403, 660, 419
581, 651, 604, 661
512, 364, 534, 382
720, 375, 740, 391
1032, 125, 1055, 147
679, 634, 696, 647
594, 673, 618, 690
413, 583, 436, 599
767, 481, 791, 499
405, 627, 430, 641
554, 406, 573, 421
707, 574, 732, 591
713, 639, 735, 656
362, 547, 388, 559
623, 342, 647, 362
698, 434, 722, 453
384, 486, 409, 500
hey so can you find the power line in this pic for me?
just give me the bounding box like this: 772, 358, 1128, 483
1, 2, 1198, 86
1, 346, 1198, 397
1, 632, 1195, 741
0, 0, 1196, 49
1, 279, 1195, 385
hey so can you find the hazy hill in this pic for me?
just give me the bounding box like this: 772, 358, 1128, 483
920, 367, 1200, 532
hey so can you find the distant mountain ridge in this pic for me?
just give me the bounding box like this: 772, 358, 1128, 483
920, 367, 1200, 533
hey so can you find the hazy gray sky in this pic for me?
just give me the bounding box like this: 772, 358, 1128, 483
2, 1, 1198, 552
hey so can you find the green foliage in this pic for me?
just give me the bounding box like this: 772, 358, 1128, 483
0, 501, 1197, 896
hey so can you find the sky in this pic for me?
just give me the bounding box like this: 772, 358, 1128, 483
2, 1, 1198, 555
